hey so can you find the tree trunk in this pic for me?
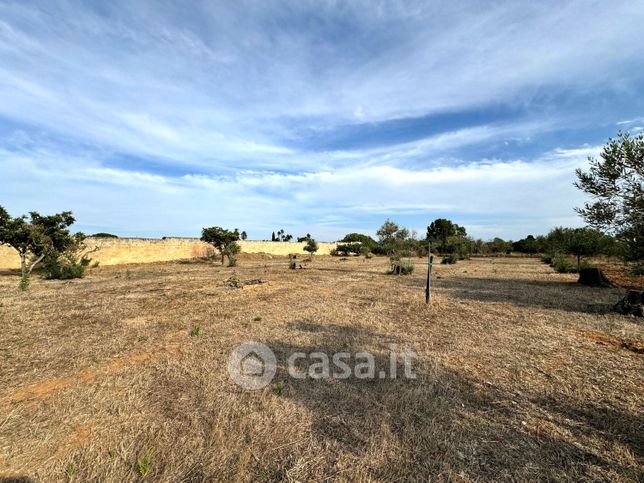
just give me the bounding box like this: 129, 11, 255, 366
28, 253, 46, 274
20, 252, 26, 278
577, 254, 581, 272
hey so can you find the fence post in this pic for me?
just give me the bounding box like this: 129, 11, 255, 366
425, 242, 433, 304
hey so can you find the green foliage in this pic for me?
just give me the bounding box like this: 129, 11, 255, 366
389, 257, 415, 275
201, 226, 240, 265
224, 274, 243, 288
303, 238, 319, 255
0, 206, 81, 277
335, 242, 361, 256
90, 232, 118, 238
377, 219, 410, 257
274, 382, 285, 395
19, 274, 29, 291
552, 256, 577, 273
297, 233, 312, 242
42, 233, 94, 280
240, 231, 248, 240
426, 218, 467, 253
65, 462, 77, 479
190, 325, 201, 337
272, 229, 293, 242
575, 131, 643, 263
223, 242, 240, 267
137, 455, 152, 476
253, 316, 262, 322
512, 235, 540, 254
340, 233, 377, 252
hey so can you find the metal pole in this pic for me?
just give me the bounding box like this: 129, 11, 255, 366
425, 242, 433, 304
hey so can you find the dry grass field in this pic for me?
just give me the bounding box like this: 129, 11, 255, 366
0, 256, 642, 482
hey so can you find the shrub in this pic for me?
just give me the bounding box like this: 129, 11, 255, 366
42, 252, 91, 280
540, 255, 554, 264
223, 242, 240, 267
552, 256, 577, 273
18, 274, 29, 291
224, 274, 244, 288
441, 256, 457, 264
389, 257, 415, 275
329, 248, 339, 257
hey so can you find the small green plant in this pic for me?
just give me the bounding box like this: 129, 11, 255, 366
274, 382, 285, 395
65, 462, 77, 479
137, 455, 152, 477
190, 324, 201, 337
92, 260, 100, 268
108, 448, 116, 459
125, 269, 132, 280
253, 316, 262, 322
552, 256, 577, 273
18, 274, 30, 291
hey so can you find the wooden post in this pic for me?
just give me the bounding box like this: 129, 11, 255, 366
425, 242, 433, 304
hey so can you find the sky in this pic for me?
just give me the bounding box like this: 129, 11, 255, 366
1, 0, 643, 241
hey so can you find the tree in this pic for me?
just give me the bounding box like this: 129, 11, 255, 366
513, 235, 539, 254
563, 227, 609, 270
201, 226, 240, 266
271, 231, 276, 242
297, 233, 312, 242
0, 206, 82, 278
575, 131, 643, 264
340, 233, 377, 251
303, 238, 319, 257
426, 219, 466, 253
240, 231, 248, 240
273, 229, 292, 242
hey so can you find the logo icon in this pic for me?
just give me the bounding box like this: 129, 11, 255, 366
228, 342, 277, 389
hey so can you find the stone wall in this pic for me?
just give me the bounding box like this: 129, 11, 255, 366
0, 237, 337, 269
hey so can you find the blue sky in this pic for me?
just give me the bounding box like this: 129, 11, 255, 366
1, 0, 643, 241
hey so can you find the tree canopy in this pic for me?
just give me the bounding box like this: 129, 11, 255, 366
575, 131, 643, 263
0, 206, 82, 277
201, 226, 240, 265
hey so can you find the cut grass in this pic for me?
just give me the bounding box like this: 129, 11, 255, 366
0, 256, 641, 481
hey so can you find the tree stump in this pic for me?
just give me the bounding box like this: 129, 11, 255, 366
577, 267, 612, 287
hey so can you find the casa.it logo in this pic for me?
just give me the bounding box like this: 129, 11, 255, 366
227, 342, 277, 390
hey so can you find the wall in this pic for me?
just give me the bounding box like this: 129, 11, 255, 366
0, 237, 338, 269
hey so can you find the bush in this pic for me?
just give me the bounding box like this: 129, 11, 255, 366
389, 257, 415, 275
552, 256, 577, 273
329, 248, 339, 257
631, 263, 644, 276
540, 255, 554, 264
441, 256, 457, 264
43, 255, 91, 279
18, 274, 29, 291
90, 232, 118, 238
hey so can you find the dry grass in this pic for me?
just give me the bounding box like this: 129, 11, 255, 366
0, 256, 642, 481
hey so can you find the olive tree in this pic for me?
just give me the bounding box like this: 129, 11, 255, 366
303, 237, 319, 257
0, 206, 85, 279
201, 226, 240, 266
575, 131, 643, 265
